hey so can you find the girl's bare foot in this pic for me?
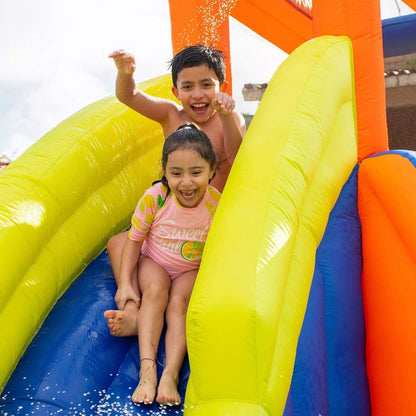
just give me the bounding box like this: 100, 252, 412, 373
156, 370, 181, 406
103, 309, 137, 336
132, 358, 157, 404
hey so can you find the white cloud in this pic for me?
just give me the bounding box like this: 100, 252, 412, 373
0, 0, 414, 158
381, 0, 414, 18
0, 0, 172, 158
229, 18, 288, 115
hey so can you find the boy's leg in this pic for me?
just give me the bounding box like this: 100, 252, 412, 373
156, 269, 197, 406
132, 256, 171, 405
104, 231, 140, 336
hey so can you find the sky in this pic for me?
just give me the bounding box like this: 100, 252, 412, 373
0, 0, 414, 160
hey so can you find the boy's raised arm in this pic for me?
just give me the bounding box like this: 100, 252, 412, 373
109, 50, 176, 124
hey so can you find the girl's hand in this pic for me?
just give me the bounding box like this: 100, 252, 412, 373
212, 92, 236, 115
114, 284, 141, 310
109, 50, 136, 75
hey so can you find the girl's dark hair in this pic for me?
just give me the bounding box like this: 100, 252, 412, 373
168, 44, 226, 87
153, 123, 217, 196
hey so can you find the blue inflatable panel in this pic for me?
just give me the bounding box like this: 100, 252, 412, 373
284, 165, 371, 415
382, 14, 416, 57
0, 251, 190, 415
284, 263, 329, 416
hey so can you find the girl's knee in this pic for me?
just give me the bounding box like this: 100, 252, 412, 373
166, 294, 189, 319
143, 281, 170, 302
107, 234, 119, 253
107, 232, 127, 253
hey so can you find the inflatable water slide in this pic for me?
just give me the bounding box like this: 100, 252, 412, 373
1, 1, 416, 415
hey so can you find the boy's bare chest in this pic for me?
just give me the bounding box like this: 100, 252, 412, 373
200, 123, 225, 155
166, 113, 225, 155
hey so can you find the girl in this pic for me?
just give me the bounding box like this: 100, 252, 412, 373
104, 124, 220, 406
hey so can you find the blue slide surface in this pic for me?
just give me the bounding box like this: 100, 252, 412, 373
1, 251, 190, 415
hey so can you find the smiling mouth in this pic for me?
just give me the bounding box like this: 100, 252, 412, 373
191, 103, 209, 113
181, 190, 197, 200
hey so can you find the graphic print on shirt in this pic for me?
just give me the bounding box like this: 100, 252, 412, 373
181, 241, 205, 261
129, 183, 221, 263
129, 185, 167, 241
150, 219, 210, 261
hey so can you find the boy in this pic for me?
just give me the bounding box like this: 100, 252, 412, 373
104, 45, 246, 403
109, 44, 245, 191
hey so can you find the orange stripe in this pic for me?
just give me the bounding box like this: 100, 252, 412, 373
231, 0, 312, 54
313, 0, 389, 160
168, 0, 233, 93
358, 153, 416, 415
169, 0, 389, 160
401, 0, 416, 10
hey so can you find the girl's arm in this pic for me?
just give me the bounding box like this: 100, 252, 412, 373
115, 237, 143, 310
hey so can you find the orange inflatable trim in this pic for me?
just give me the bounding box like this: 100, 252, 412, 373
403, 0, 416, 10
231, 0, 312, 54
359, 153, 416, 415
168, 0, 234, 93
168, 0, 388, 160
312, 0, 388, 160
167, 1, 416, 414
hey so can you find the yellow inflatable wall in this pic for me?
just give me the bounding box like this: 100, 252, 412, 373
0, 75, 172, 391
185, 36, 357, 415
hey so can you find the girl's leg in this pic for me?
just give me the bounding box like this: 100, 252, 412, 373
156, 269, 198, 406
104, 231, 140, 336
132, 256, 171, 405
107, 231, 129, 284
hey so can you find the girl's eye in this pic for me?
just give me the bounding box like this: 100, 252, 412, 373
193, 171, 202, 176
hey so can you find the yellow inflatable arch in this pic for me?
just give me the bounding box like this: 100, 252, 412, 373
2, 0, 416, 414
185, 35, 357, 415
0, 76, 171, 390
1, 37, 357, 416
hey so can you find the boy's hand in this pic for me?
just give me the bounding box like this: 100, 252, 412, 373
109, 50, 136, 75
212, 92, 236, 115
114, 283, 141, 310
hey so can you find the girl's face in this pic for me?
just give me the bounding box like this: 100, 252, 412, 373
171, 64, 221, 124
165, 148, 215, 208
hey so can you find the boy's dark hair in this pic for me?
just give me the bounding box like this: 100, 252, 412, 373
156, 123, 217, 195
168, 44, 226, 87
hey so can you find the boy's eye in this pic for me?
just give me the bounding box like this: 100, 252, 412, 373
192, 171, 202, 176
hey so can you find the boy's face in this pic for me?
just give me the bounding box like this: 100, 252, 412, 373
172, 64, 221, 124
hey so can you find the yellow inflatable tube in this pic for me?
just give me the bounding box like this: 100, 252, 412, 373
185, 36, 357, 415
0, 75, 172, 391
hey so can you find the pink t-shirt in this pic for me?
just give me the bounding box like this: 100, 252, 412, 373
128, 182, 221, 279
